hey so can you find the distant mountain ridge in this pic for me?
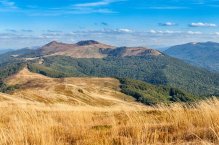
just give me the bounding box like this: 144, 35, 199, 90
0, 40, 163, 59
37, 40, 162, 58
37, 40, 113, 58
102, 47, 162, 57
164, 41, 219, 72
0, 49, 13, 55
0, 40, 218, 98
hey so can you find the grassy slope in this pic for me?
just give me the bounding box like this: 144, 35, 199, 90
0, 98, 219, 144
4, 68, 135, 106
28, 55, 219, 96
0, 67, 218, 145
0, 56, 218, 144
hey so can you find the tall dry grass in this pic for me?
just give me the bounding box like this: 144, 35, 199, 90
0, 99, 219, 145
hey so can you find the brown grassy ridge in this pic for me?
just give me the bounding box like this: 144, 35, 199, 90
3, 67, 135, 107
0, 68, 219, 144
0, 99, 219, 145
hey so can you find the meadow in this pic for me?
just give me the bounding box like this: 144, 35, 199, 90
0, 99, 219, 145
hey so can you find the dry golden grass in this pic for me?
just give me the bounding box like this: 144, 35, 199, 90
0, 99, 219, 145
4, 68, 134, 106
1, 68, 219, 144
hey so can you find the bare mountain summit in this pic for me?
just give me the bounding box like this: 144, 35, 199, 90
39, 40, 114, 58
38, 40, 162, 58
105, 47, 162, 57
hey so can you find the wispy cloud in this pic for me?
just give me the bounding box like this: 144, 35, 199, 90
74, 0, 125, 7
0, 0, 121, 15
189, 22, 217, 27
148, 29, 203, 35
5, 29, 17, 33
1, 28, 219, 49
68, 0, 125, 15
21, 29, 33, 33
187, 31, 202, 35
159, 22, 177, 26
47, 30, 62, 33
148, 6, 188, 10
0, 0, 17, 9
148, 30, 181, 34
117, 28, 133, 33
27, 8, 116, 16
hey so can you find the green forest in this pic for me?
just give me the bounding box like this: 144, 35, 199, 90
28, 55, 219, 96
119, 78, 197, 105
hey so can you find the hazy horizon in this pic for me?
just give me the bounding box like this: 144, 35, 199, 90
1, 39, 218, 51
1, 0, 219, 49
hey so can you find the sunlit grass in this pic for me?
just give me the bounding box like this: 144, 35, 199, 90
0, 98, 218, 145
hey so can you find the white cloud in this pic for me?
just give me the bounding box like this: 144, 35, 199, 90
74, 0, 111, 7
148, 29, 204, 35
68, 0, 125, 14
187, 31, 202, 35
27, 8, 116, 16
88, 28, 133, 33
0, 0, 119, 15
74, 0, 124, 7
1, 28, 219, 49
159, 22, 177, 26
148, 29, 181, 34
148, 29, 157, 34
189, 22, 217, 27
148, 6, 188, 10
117, 28, 133, 33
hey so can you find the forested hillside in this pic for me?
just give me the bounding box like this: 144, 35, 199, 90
28, 55, 219, 96
0, 41, 218, 101
0, 52, 26, 93
119, 78, 197, 105
165, 42, 219, 72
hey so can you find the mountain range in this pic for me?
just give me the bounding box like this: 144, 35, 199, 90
0, 40, 218, 105
38, 40, 162, 58
0, 49, 13, 55
165, 41, 219, 72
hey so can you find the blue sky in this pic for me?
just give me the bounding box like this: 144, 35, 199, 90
1, 0, 219, 49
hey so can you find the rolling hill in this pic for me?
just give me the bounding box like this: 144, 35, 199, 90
0, 42, 218, 145
164, 41, 219, 72
1, 67, 219, 145
1, 67, 139, 108
0, 67, 198, 106
0, 42, 218, 144
1, 40, 163, 59
0, 40, 218, 99
28, 55, 219, 96
39, 40, 162, 58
